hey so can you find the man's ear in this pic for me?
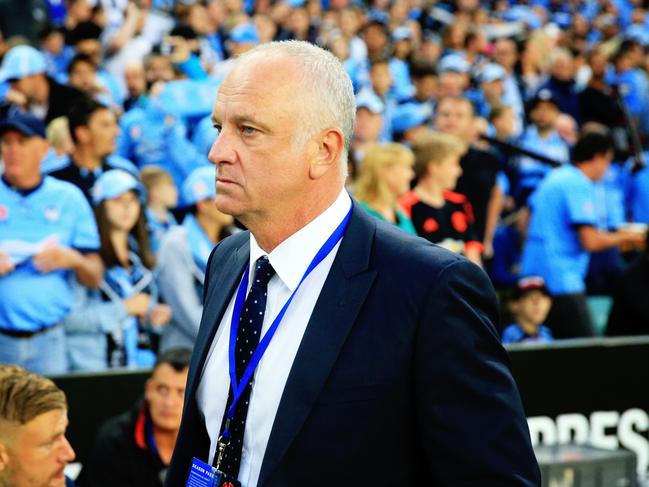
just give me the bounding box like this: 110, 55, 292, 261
0, 442, 10, 472
308, 127, 345, 180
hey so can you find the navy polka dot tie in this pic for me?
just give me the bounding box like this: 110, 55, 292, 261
217, 255, 276, 477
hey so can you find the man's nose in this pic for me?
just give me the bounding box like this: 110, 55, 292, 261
207, 128, 236, 166
60, 436, 76, 463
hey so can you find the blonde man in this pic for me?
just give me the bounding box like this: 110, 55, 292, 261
399, 130, 483, 266
0, 365, 75, 487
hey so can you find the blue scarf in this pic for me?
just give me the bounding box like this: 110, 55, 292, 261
100, 251, 155, 368
182, 213, 214, 286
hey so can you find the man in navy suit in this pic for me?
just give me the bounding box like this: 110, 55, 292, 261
165, 40, 540, 487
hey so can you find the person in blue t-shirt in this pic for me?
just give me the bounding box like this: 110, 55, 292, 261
515, 89, 570, 205
140, 166, 178, 254
502, 276, 554, 344
520, 128, 646, 338
63, 170, 171, 371
157, 166, 234, 352
0, 113, 103, 374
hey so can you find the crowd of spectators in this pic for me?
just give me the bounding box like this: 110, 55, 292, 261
1, 0, 649, 379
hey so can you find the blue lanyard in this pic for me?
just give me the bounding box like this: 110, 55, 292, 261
223, 206, 353, 440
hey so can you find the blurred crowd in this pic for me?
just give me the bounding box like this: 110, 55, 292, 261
1, 0, 649, 380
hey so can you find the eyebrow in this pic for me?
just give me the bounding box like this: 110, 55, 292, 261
211, 113, 271, 133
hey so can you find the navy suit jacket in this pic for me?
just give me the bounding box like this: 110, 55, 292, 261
165, 202, 541, 486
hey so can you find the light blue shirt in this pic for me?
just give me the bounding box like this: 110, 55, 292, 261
0, 176, 99, 331
630, 165, 649, 223
517, 126, 570, 194
520, 165, 598, 295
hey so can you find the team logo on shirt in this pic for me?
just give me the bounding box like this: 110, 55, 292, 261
0, 205, 8, 221
44, 206, 61, 223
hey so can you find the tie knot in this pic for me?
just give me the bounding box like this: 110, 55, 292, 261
251, 255, 275, 288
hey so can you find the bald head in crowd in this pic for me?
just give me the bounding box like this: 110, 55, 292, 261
0, 365, 75, 487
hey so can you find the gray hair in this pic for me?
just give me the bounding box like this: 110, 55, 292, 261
237, 41, 356, 172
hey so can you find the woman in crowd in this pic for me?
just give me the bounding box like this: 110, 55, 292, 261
65, 169, 171, 371
157, 166, 234, 352
354, 142, 416, 234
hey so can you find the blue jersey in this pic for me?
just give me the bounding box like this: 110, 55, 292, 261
520, 165, 598, 295
0, 176, 99, 331
629, 165, 649, 223
146, 207, 177, 254
502, 323, 553, 344
516, 126, 569, 199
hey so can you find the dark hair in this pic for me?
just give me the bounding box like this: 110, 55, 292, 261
67, 21, 102, 45
67, 52, 96, 75
571, 128, 614, 163
154, 348, 192, 372
410, 60, 437, 80
94, 196, 156, 270
169, 24, 198, 40
67, 97, 108, 143
38, 23, 63, 41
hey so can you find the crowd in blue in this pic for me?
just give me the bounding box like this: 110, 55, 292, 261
1, 0, 649, 376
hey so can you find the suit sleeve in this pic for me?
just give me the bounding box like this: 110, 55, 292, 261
415, 259, 541, 486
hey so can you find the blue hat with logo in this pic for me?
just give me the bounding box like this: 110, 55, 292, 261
479, 63, 506, 83
0, 112, 46, 138
437, 54, 470, 74
392, 26, 412, 42
392, 103, 432, 133
356, 91, 384, 114
92, 169, 142, 205
0, 45, 47, 82
182, 166, 216, 206
230, 23, 260, 45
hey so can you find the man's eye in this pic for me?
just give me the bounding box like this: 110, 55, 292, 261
213, 124, 222, 135
242, 126, 256, 135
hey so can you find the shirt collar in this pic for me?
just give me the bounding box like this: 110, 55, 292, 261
249, 189, 352, 292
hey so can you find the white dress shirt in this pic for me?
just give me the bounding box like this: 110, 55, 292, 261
197, 189, 352, 487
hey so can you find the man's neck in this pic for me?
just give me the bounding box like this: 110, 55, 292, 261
536, 126, 553, 139
153, 427, 178, 465
148, 204, 169, 222
71, 147, 103, 171
197, 212, 223, 243
415, 180, 445, 207
245, 188, 342, 253
517, 317, 540, 336
2, 173, 43, 191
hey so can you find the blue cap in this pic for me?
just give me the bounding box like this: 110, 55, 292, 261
230, 24, 260, 45
392, 103, 432, 133
285, 0, 305, 7
0, 45, 47, 82
0, 113, 46, 138
437, 54, 470, 74
356, 91, 384, 114
392, 26, 412, 42
182, 166, 216, 206
92, 169, 142, 205
479, 63, 506, 83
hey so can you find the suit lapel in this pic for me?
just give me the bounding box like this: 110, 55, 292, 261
186, 234, 250, 398
258, 204, 377, 486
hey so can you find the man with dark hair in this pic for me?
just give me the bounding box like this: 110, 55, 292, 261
0, 365, 76, 487
0, 45, 88, 123
48, 97, 136, 202
77, 348, 192, 487
520, 129, 645, 338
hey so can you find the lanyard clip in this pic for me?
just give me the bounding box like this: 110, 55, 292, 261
215, 418, 232, 470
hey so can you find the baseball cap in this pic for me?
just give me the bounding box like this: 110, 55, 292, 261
181, 166, 216, 206
392, 103, 432, 133
479, 63, 506, 83
392, 26, 412, 42
437, 54, 470, 74
528, 88, 560, 111
0, 45, 47, 82
356, 91, 385, 114
513, 276, 550, 299
230, 24, 260, 45
0, 113, 46, 138
92, 169, 143, 206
